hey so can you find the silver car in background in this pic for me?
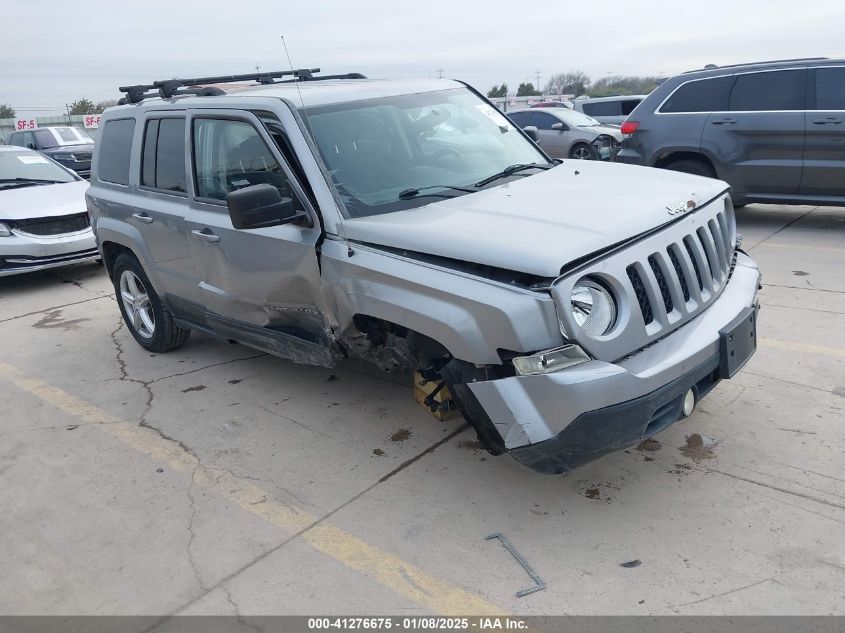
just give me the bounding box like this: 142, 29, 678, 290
507, 108, 622, 160
0, 147, 97, 277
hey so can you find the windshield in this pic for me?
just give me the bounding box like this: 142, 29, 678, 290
36, 127, 94, 148
304, 88, 549, 217
557, 109, 603, 127
0, 150, 76, 186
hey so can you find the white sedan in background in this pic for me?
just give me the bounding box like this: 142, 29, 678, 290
0, 146, 98, 277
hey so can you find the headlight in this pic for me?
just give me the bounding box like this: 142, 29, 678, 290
53, 153, 76, 161
571, 279, 616, 336
512, 344, 590, 376
0, 222, 12, 237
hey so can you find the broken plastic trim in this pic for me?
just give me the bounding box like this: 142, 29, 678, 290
512, 344, 590, 376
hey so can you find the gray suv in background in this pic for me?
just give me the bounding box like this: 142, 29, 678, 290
87, 69, 760, 474
617, 58, 845, 207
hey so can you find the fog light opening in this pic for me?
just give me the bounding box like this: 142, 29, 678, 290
681, 388, 696, 418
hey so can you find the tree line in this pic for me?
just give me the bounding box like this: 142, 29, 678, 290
0, 98, 119, 120
487, 71, 661, 99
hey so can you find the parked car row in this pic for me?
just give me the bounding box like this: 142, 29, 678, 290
6, 126, 95, 179
507, 108, 622, 160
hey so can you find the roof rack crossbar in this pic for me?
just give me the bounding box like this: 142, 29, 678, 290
118, 68, 335, 103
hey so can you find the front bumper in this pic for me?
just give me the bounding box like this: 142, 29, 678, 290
0, 228, 99, 277
468, 252, 760, 474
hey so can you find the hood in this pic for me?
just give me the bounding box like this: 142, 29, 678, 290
342, 162, 728, 277
0, 180, 90, 221
42, 143, 95, 155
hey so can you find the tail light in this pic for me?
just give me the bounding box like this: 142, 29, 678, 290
620, 121, 640, 137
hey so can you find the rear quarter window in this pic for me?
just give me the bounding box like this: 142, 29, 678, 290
660, 76, 734, 113
97, 119, 136, 185
582, 101, 621, 117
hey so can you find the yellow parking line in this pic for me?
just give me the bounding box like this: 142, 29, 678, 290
752, 242, 845, 254
759, 337, 845, 359
0, 360, 507, 616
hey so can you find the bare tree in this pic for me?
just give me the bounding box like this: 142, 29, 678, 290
545, 71, 591, 96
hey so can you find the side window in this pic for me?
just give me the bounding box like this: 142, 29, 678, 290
815, 67, 845, 110
97, 119, 135, 185
661, 76, 734, 113
8, 132, 24, 147
141, 118, 187, 193
192, 118, 303, 210
729, 70, 806, 111
532, 111, 561, 130
34, 130, 56, 148
507, 111, 531, 127
582, 101, 620, 116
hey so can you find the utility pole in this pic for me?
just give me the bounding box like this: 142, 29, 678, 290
535, 70, 542, 92
436, 67, 445, 79
65, 104, 72, 126
255, 63, 261, 74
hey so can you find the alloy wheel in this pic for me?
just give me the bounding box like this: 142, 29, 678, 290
119, 270, 155, 339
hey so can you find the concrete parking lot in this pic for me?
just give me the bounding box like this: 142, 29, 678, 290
1, 204, 843, 617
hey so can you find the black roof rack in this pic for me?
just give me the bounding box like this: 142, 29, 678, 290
117, 68, 366, 104
684, 57, 829, 74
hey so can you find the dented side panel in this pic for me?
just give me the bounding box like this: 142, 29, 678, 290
319, 239, 564, 365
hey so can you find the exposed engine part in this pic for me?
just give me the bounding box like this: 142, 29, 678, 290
339, 316, 416, 374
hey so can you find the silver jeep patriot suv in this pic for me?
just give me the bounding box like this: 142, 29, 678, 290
87, 69, 761, 474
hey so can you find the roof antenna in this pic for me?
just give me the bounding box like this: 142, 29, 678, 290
281, 35, 307, 115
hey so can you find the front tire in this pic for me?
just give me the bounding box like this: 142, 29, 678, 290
112, 253, 190, 352
569, 143, 597, 160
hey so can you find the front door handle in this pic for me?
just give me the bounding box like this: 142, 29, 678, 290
813, 117, 843, 125
711, 117, 737, 125
132, 212, 153, 224
191, 229, 220, 243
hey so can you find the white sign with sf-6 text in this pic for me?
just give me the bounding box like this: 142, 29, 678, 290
83, 115, 101, 129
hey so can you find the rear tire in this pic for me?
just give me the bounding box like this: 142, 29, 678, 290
569, 143, 597, 160
112, 253, 190, 352
664, 158, 716, 179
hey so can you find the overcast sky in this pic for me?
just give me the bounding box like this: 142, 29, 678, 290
4, 0, 844, 116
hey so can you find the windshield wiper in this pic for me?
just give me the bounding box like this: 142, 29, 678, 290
398, 185, 476, 200
474, 163, 553, 187
0, 178, 65, 185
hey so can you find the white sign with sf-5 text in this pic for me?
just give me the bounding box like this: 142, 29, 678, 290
14, 118, 38, 131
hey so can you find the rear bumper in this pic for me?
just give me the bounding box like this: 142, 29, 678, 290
468, 252, 760, 474
614, 148, 644, 165
0, 228, 98, 276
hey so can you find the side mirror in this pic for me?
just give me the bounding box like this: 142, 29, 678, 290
26, 143, 37, 150
551, 122, 565, 131
226, 184, 306, 230
522, 125, 540, 142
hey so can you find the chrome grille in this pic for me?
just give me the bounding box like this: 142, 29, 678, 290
13, 213, 90, 236
552, 195, 737, 362
627, 206, 734, 333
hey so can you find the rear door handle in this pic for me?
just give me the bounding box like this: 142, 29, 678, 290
132, 213, 153, 224
711, 117, 736, 125
813, 117, 843, 125
191, 229, 220, 243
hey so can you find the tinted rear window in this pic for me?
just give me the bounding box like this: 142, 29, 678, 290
582, 101, 620, 116
815, 67, 845, 110
140, 118, 186, 193
661, 76, 734, 113
97, 119, 135, 185
621, 99, 642, 115
729, 70, 806, 111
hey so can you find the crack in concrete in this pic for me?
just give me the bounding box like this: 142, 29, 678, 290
209, 464, 311, 510
711, 468, 845, 510
147, 353, 267, 385
0, 295, 111, 325
668, 577, 775, 609
186, 464, 208, 592
220, 585, 262, 633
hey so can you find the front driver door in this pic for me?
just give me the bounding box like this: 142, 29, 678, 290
530, 111, 572, 158
801, 66, 845, 198
184, 110, 329, 361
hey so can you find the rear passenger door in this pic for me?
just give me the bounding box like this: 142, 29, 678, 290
703, 69, 807, 197
184, 110, 325, 343
134, 113, 203, 304
801, 66, 845, 197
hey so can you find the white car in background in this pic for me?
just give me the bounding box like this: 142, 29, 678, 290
0, 146, 98, 277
